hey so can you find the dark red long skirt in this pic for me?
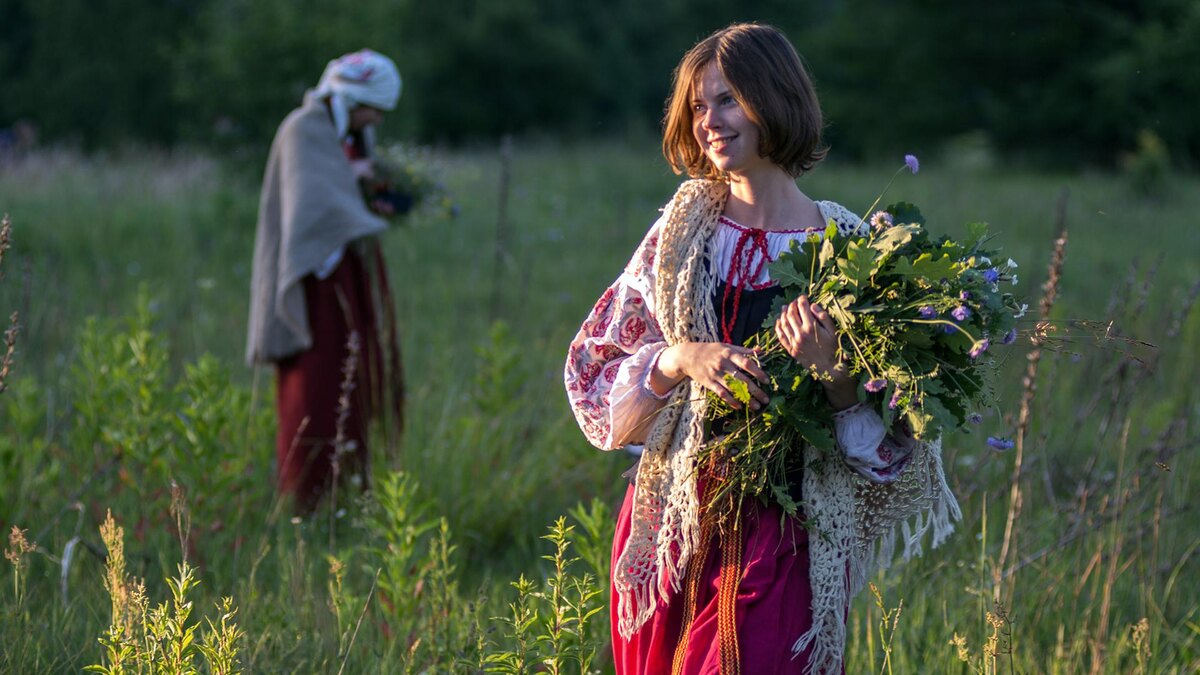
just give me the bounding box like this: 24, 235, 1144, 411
275, 249, 383, 512
611, 483, 836, 674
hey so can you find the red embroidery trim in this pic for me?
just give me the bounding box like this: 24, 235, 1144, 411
718, 215, 823, 235
720, 227, 772, 343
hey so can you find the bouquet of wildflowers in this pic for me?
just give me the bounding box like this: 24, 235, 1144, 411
704, 157, 1024, 516
363, 143, 458, 222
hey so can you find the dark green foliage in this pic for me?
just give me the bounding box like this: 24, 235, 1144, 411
1, 0, 196, 146
806, 0, 1200, 166
3, 0, 1198, 165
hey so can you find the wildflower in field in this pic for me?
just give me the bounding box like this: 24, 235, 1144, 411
870, 210, 893, 230
969, 338, 989, 359
1002, 328, 1017, 345
1006, 258, 1018, 269
905, 154, 920, 174
943, 324, 957, 334
1011, 274, 1018, 286
889, 388, 902, 409
967, 412, 983, 424
959, 290, 971, 300
983, 268, 1000, 284
1014, 303, 1028, 319
864, 378, 887, 393
987, 436, 1015, 451
952, 305, 971, 321
919, 306, 938, 319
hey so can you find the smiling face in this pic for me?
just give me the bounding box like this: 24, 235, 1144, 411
690, 63, 771, 179
662, 23, 827, 179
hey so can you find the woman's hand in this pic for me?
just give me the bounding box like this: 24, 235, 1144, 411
775, 295, 857, 410
651, 342, 771, 410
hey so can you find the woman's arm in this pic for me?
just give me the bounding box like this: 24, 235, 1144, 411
773, 294, 913, 482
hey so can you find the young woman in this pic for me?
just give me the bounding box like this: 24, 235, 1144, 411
247, 49, 406, 513
564, 24, 958, 673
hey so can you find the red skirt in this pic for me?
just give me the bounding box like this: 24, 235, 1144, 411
611, 483, 837, 674
275, 249, 385, 512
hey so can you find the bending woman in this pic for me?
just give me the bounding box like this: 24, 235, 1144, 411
247, 49, 406, 513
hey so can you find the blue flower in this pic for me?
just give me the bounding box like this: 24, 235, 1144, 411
987, 436, 1015, 451
1001, 328, 1017, 345
918, 306, 938, 319
952, 305, 971, 321
969, 338, 990, 359
967, 412, 983, 424
865, 378, 887, 393
959, 290, 971, 300
942, 324, 956, 334
905, 154, 920, 174
983, 268, 1000, 284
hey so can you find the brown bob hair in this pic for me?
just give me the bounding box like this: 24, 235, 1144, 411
662, 23, 827, 179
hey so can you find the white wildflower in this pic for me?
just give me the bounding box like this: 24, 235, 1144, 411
1013, 303, 1028, 319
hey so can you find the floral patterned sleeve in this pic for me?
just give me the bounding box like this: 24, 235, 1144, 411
565, 219, 674, 450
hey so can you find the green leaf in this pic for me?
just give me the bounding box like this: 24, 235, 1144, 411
891, 252, 962, 280
819, 236, 835, 271
965, 221, 989, 247
724, 373, 751, 405
767, 257, 810, 289
888, 201, 926, 226
870, 224, 918, 256
836, 240, 876, 293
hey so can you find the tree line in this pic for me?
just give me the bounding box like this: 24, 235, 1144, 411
1, 0, 1197, 167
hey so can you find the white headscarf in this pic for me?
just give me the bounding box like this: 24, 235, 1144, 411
312, 49, 402, 140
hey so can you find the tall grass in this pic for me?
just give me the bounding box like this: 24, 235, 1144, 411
1, 143, 1197, 672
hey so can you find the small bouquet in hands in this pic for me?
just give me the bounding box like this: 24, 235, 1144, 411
704, 157, 1024, 516
362, 143, 457, 223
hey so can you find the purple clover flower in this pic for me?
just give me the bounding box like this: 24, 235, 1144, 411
905, 154, 920, 174
864, 378, 887, 393
889, 388, 902, 410
918, 306, 938, 319
987, 436, 1015, 451
967, 412, 983, 424
983, 268, 1000, 284
969, 338, 990, 359
1002, 328, 1017, 345
951, 305, 971, 321
870, 210, 893, 230
959, 290, 971, 300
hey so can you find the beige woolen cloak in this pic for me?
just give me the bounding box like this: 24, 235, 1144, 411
246, 93, 388, 365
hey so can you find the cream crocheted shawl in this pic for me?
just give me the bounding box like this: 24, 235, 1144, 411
614, 179, 962, 674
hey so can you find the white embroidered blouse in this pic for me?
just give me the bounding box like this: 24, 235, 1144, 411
565, 200, 913, 483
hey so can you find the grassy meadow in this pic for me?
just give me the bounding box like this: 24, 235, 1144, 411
1, 141, 1198, 673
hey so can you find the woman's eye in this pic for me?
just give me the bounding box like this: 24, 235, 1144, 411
721, 95, 737, 106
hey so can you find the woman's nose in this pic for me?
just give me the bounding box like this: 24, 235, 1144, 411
702, 107, 721, 130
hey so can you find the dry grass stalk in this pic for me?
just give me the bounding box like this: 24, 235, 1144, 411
0, 214, 11, 276
0, 215, 15, 395
99, 510, 138, 639
330, 329, 361, 548
1166, 278, 1200, 339
995, 191, 1069, 603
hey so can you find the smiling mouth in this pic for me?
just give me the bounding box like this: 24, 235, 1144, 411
708, 135, 736, 152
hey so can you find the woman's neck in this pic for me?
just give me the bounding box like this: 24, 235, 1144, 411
723, 167, 820, 232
